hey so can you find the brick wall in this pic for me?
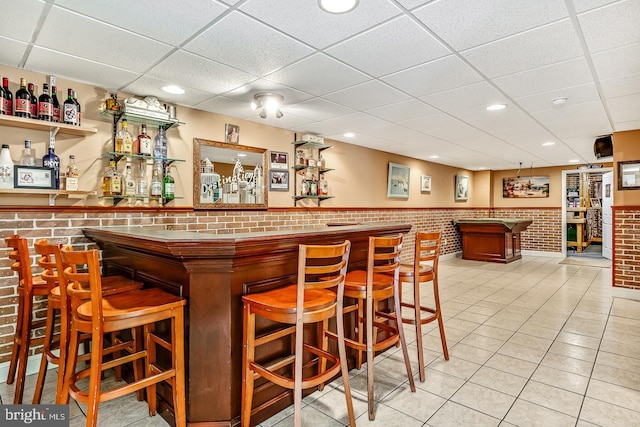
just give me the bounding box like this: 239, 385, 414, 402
0, 206, 559, 364
614, 207, 640, 289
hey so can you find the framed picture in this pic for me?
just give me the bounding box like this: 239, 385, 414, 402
270, 151, 288, 170
13, 166, 55, 189
269, 170, 289, 191
387, 162, 410, 198
590, 198, 601, 207
225, 123, 240, 144
618, 160, 640, 190
420, 175, 431, 192
502, 176, 550, 198
455, 175, 469, 201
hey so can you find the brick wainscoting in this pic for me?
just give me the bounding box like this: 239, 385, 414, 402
614, 207, 640, 289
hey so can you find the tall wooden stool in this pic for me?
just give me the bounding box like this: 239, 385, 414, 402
242, 241, 355, 427
60, 247, 187, 427
340, 234, 415, 420
4, 235, 49, 404
396, 231, 448, 382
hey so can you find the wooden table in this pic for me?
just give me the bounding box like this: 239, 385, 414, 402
454, 218, 532, 263
83, 222, 411, 426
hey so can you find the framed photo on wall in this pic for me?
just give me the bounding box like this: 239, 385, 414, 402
420, 175, 431, 192
387, 162, 410, 198
225, 123, 240, 144
455, 175, 469, 201
269, 151, 288, 170
269, 170, 289, 191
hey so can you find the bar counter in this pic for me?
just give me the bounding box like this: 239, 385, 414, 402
83, 222, 412, 426
454, 218, 532, 263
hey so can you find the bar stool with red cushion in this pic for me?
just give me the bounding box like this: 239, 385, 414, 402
395, 231, 448, 382
60, 247, 187, 427
338, 234, 415, 420
241, 241, 355, 427
4, 234, 49, 404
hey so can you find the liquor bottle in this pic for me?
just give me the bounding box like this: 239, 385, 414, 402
42, 138, 61, 189
65, 155, 79, 191
38, 83, 53, 121
2, 78, 12, 115
14, 78, 31, 118
150, 161, 163, 197
73, 90, 81, 126
319, 175, 329, 196
153, 126, 167, 158
136, 162, 148, 196
137, 124, 152, 156
63, 88, 78, 125
116, 119, 133, 154
28, 83, 38, 118
162, 165, 175, 200
122, 161, 136, 197
0, 81, 5, 115
19, 140, 36, 166
51, 86, 60, 122
0, 144, 14, 189
101, 158, 121, 196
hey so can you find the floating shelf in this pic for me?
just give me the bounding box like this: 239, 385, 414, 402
0, 188, 96, 206
0, 115, 97, 136
100, 110, 184, 130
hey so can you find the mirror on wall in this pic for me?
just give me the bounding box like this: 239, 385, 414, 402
193, 138, 268, 210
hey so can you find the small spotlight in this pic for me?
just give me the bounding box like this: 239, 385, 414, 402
275, 109, 283, 119
552, 97, 568, 107
161, 85, 185, 94
259, 109, 267, 119
486, 103, 507, 111
343, 132, 355, 138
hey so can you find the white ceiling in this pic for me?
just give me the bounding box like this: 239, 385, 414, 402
2, 0, 639, 170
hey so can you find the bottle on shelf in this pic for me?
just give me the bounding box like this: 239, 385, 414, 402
0, 144, 15, 189
51, 85, 60, 123
101, 158, 121, 197
0, 81, 5, 115
42, 138, 60, 189
19, 140, 36, 166
14, 78, 31, 118
162, 165, 175, 200
123, 161, 136, 197
150, 161, 163, 197
38, 83, 53, 122
2, 78, 12, 116
63, 88, 78, 125
115, 119, 133, 154
28, 83, 38, 119
319, 175, 329, 196
64, 154, 79, 191
73, 90, 81, 126
136, 162, 148, 197
153, 126, 167, 158
137, 124, 152, 156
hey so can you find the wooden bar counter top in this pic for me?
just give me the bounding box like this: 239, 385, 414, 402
83, 222, 411, 426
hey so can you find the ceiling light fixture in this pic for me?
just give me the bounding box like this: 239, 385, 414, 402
569, 159, 580, 163
429, 155, 439, 159
162, 85, 185, 94
343, 132, 355, 138
251, 93, 284, 119
552, 97, 568, 107
319, 0, 359, 14
542, 141, 556, 146
486, 103, 507, 111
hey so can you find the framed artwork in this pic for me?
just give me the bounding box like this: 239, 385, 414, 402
590, 198, 601, 207
13, 166, 55, 189
618, 160, 640, 190
270, 151, 288, 170
502, 176, 550, 198
420, 175, 431, 192
455, 175, 469, 201
269, 170, 289, 191
225, 123, 240, 144
387, 162, 410, 198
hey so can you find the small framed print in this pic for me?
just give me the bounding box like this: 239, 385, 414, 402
269, 170, 289, 191
420, 175, 432, 192
590, 198, 601, 208
225, 123, 240, 144
618, 160, 640, 190
14, 166, 55, 189
270, 151, 288, 170
455, 175, 469, 201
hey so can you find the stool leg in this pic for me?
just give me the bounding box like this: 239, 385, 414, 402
172, 309, 187, 427
86, 328, 105, 427
145, 323, 157, 416
33, 301, 57, 403
394, 279, 415, 393
132, 326, 145, 401
55, 298, 70, 404
60, 324, 80, 405
13, 296, 33, 404
356, 301, 364, 369
336, 298, 355, 426
293, 320, 304, 427
366, 294, 375, 420
6, 293, 24, 385
241, 305, 256, 427
317, 318, 329, 392
434, 275, 449, 360
414, 277, 425, 382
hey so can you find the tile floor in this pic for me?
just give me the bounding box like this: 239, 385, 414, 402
2, 255, 640, 426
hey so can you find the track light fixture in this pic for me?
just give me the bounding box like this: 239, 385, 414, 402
250, 93, 284, 119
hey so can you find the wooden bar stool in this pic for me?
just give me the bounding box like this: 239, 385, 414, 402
4, 234, 50, 404
60, 247, 187, 427
395, 231, 448, 382
241, 241, 355, 427
339, 234, 415, 420
32, 240, 144, 404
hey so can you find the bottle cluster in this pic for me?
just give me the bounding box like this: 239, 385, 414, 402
113, 120, 167, 158
0, 76, 81, 125
102, 159, 174, 201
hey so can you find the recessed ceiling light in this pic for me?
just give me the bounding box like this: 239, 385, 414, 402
477, 167, 487, 170
162, 85, 185, 95
569, 159, 580, 163
486, 103, 507, 111
319, 0, 359, 14
552, 97, 568, 106
343, 132, 355, 138
429, 155, 439, 159
542, 141, 556, 146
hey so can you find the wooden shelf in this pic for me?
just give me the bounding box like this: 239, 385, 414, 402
0, 188, 96, 206
0, 114, 97, 136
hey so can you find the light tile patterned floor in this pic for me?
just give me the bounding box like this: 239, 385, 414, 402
2, 255, 640, 426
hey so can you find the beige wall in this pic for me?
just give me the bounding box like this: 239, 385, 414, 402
613, 130, 640, 206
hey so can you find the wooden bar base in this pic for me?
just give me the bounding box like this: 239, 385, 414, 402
454, 219, 532, 264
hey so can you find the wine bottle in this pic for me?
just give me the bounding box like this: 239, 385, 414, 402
63, 88, 78, 125
137, 124, 152, 156
38, 83, 53, 121
73, 90, 81, 126
51, 86, 60, 123
42, 138, 60, 189
162, 165, 175, 200
28, 83, 38, 119
19, 140, 36, 166
14, 78, 31, 118
2, 78, 12, 115
0, 81, 5, 115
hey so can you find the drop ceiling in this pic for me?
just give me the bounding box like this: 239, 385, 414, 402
2, 0, 638, 170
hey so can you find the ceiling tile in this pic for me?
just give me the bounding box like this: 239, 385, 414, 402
184, 12, 313, 76
284, 98, 355, 121
356, 123, 430, 144
415, 0, 569, 51
195, 95, 254, 119
366, 99, 440, 122
54, 0, 228, 46
0, 37, 27, 68
399, 114, 472, 136
0, 0, 45, 42
461, 19, 583, 78
382, 55, 484, 97
607, 93, 640, 124
600, 72, 640, 99
290, 122, 344, 137
37, 6, 173, 73
591, 42, 640, 80
264, 54, 370, 96
572, 0, 619, 13
221, 78, 314, 105
532, 101, 612, 138
578, 0, 640, 53
245, 111, 313, 129
240, 0, 401, 49
396, 0, 432, 9
420, 81, 505, 112
122, 75, 215, 108
613, 119, 640, 132
515, 83, 600, 112
323, 80, 411, 110
318, 112, 389, 132
326, 15, 450, 77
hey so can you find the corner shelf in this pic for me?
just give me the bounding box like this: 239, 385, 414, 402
100, 110, 183, 130
291, 139, 333, 206
0, 188, 96, 206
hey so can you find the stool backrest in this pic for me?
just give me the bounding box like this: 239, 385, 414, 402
60, 248, 104, 322
5, 235, 35, 295
415, 231, 441, 273
368, 234, 403, 283
34, 239, 73, 302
